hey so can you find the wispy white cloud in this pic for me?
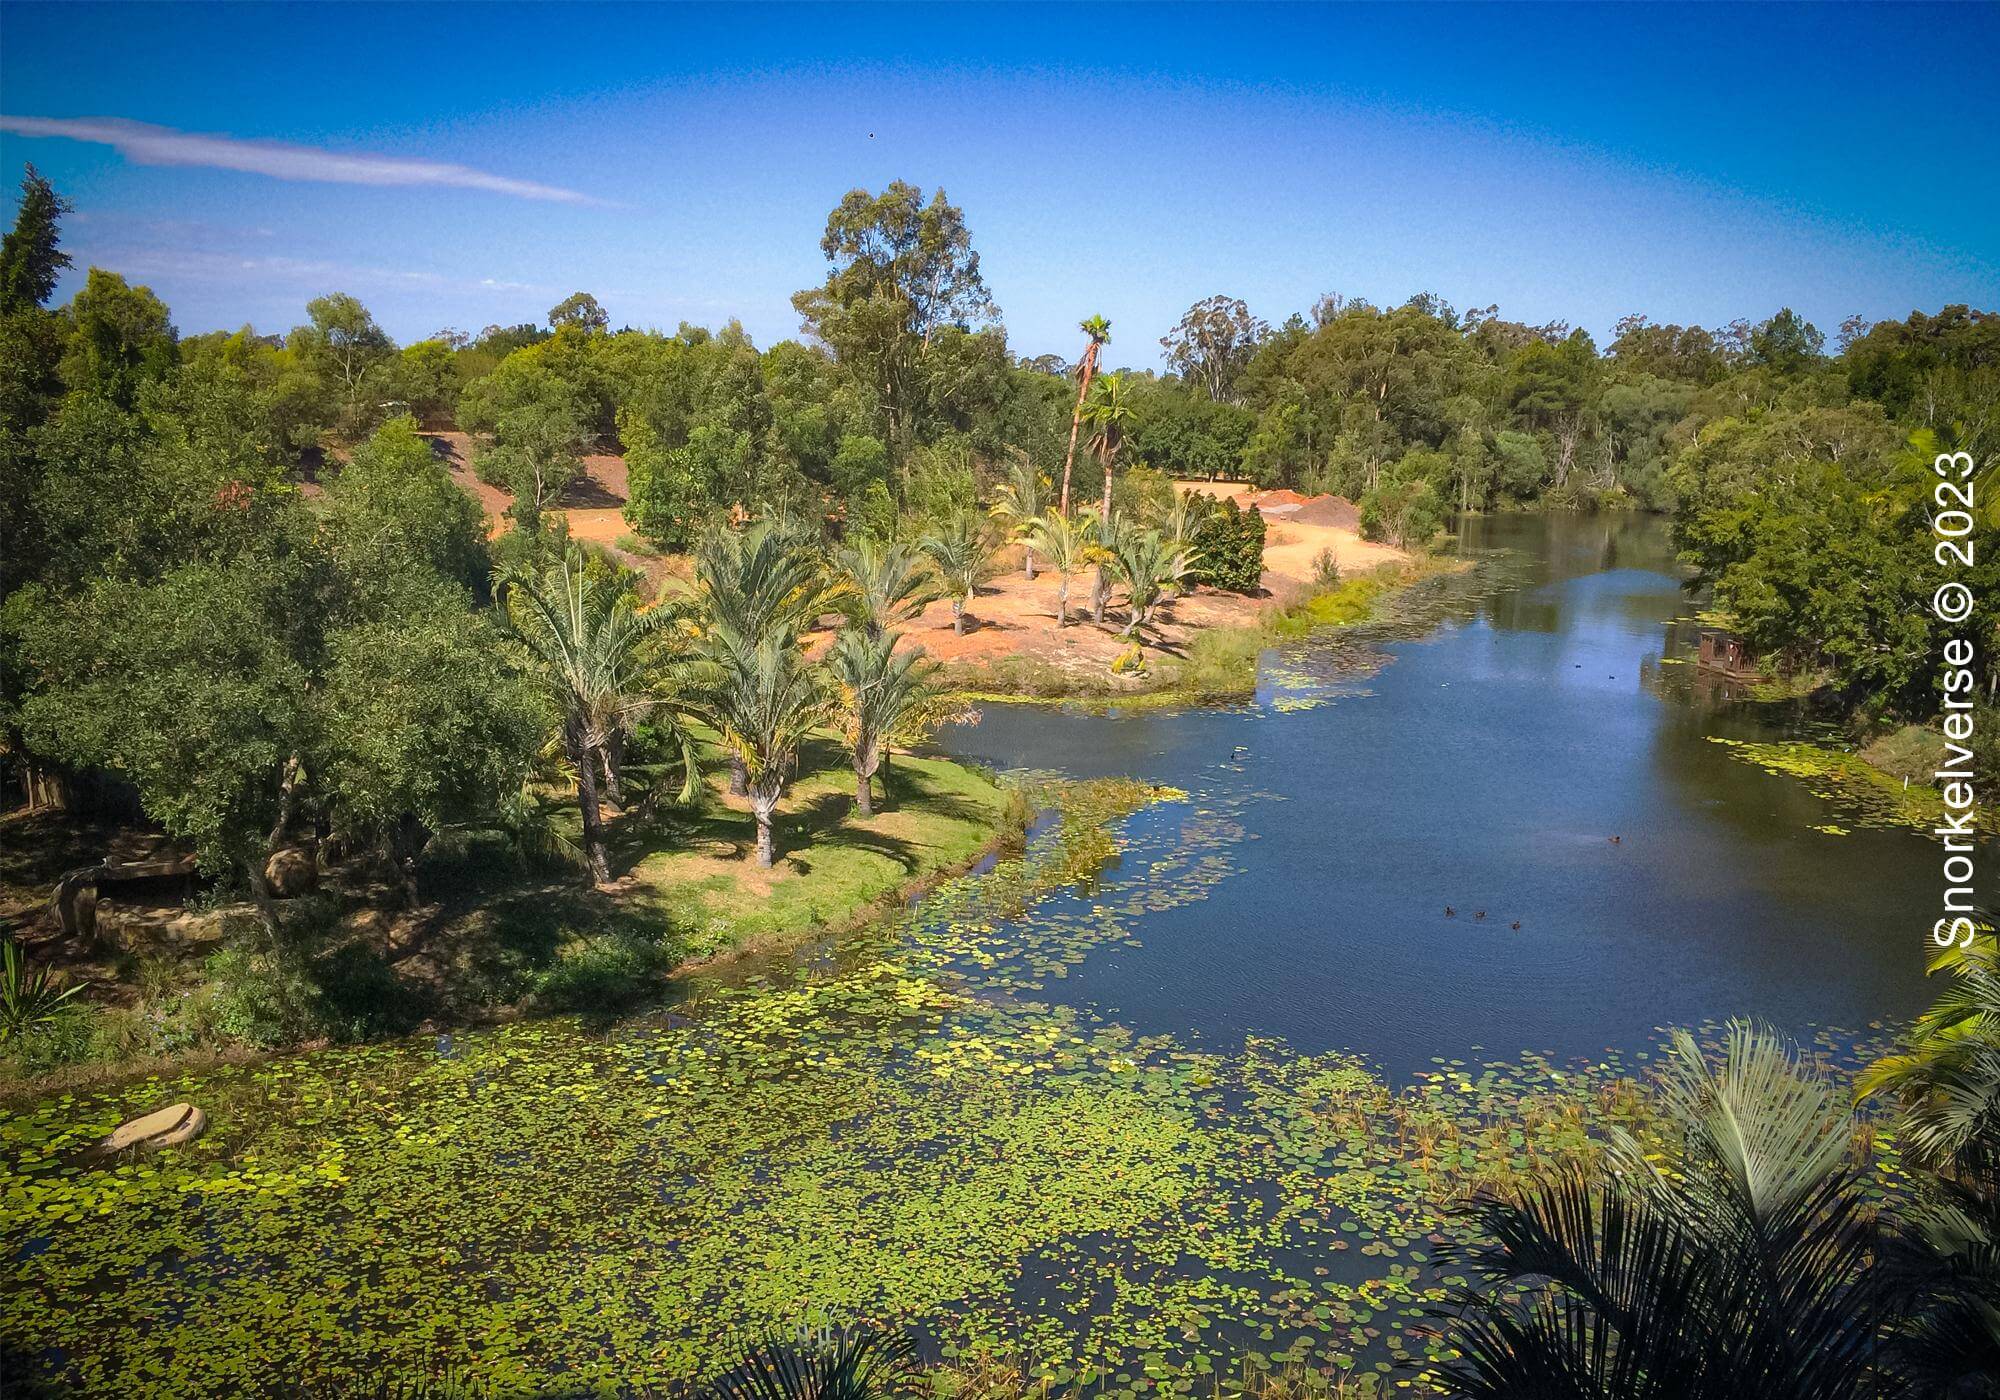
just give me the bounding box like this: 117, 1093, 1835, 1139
0, 115, 600, 205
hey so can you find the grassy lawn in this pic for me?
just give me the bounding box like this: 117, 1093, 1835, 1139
622, 735, 1011, 947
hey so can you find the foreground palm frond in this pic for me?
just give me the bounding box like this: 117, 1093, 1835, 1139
703, 1328, 916, 1400
1430, 1020, 1893, 1399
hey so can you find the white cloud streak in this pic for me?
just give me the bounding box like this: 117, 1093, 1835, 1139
0, 115, 600, 205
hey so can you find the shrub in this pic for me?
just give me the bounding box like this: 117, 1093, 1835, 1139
1188, 497, 1265, 592
1310, 547, 1341, 588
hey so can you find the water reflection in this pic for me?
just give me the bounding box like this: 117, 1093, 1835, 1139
938, 513, 1948, 1077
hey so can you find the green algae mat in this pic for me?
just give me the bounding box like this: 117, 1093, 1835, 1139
0, 779, 1900, 1397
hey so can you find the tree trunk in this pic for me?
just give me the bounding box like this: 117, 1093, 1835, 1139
1091, 568, 1108, 624
754, 808, 776, 868
952, 600, 966, 637
248, 755, 306, 937
728, 753, 747, 797
1055, 577, 1069, 628
568, 720, 611, 886
1059, 346, 1098, 514
1023, 545, 1037, 581
600, 729, 624, 806
1100, 457, 1114, 523
855, 767, 874, 818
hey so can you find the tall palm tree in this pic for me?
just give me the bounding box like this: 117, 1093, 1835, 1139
835, 537, 930, 640
1024, 509, 1104, 629
1059, 315, 1111, 514
1110, 527, 1193, 639
497, 547, 679, 886
917, 513, 998, 637
987, 456, 1051, 580
1082, 370, 1134, 523
828, 627, 941, 817
691, 633, 833, 868
1432, 1020, 1892, 1399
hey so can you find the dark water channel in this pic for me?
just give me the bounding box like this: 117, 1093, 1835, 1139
938, 512, 1945, 1077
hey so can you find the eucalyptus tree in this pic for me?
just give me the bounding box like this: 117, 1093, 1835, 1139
1024, 509, 1103, 629
917, 512, 998, 637
496, 546, 682, 886
835, 536, 930, 640
987, 456, 1051, 580
1059, 315, 1111, 513
829, 627, 941, 817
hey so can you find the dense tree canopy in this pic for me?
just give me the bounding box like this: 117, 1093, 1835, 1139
1, 164, 1993, 859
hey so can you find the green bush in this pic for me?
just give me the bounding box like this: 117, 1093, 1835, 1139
206, 941, 327, 1048
1188, 497, 1265, 592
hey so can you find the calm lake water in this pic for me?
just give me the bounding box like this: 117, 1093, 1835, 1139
938, 512, 1942, 1077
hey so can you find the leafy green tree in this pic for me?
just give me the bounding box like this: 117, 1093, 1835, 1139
917, 512, 998, 636
621, 411, 709, 550
60, 269, 176, 408
0, 164, 73, 313
828, 627, 941, 816
18, 553, 314, 921
391, 338, 462, 425
471, 367, 592, 534
291, 293, 395, 438
1748, 307, 1827, 375
316, 602, 542, 891
324, 416, 488, 596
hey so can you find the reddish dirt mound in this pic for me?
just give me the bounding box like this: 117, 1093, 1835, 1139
1257, 489, 1312, 508
1290, 495, 1360, 530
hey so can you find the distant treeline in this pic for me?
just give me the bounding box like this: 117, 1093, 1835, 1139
3, 166, 1996, 808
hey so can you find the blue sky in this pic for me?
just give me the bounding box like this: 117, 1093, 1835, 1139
2, 2, 1995, 366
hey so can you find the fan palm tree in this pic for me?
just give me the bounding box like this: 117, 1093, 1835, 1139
690, 632, 834, 868
828, 628, 941, 817
1431, 1020, 1893, 1399
987, 456, 1051, 580
1082, 370, 1134, 523
916, 513, 998, 637
1058, 315, 1111, 514
1024, 509, 1103, 629
689, 521, 845, 794
497, 547, 686, 886
1086, 506, 1127, 625
834, 537, 930, 640
1110, 527, 1193, 639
